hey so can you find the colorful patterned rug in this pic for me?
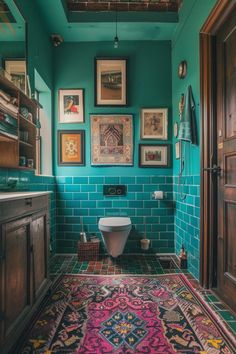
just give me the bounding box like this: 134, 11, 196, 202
20, 274, 236, 354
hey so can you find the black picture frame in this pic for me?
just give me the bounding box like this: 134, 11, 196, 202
58, 130, 85, 166
139, 144, 170, 168
95, 57, 127, 106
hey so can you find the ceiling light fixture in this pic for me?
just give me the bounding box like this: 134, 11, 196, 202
114, 2, 119, 49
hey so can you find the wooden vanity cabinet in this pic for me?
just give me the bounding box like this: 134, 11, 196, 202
0, 193, 51, 353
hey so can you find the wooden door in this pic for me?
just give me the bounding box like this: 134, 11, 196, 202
30, 211, 49, 299
216, 7, 236, 311
1, 217, 31, 340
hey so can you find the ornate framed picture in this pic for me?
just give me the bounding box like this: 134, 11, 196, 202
59, 89, 84, 123
58, 130, 85, 165
4, 59, 27, 94
139, 144, 170, 168
140, 108, 168, 140
95, 58, 127, 106
90, 114, 133, 165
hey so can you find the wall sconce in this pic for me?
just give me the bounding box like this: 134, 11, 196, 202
51, 34, 64, 47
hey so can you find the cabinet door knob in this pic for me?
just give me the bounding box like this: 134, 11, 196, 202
25, 198, 32, 207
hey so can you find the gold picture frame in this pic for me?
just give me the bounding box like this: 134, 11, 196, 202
140, 108, 168, 140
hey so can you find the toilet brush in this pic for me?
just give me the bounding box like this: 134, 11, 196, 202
140, 217, 150, 250
80, 217, 87, 243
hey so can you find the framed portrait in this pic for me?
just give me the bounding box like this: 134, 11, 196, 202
140, 108, 168, 140
95, 58, 127, 106
58, 130, 85, 166
90, 114, 133, 165
139, 144, 170, 168
59, 89, 84, 123
175, 141, 181, 159
4, 59, 27, 94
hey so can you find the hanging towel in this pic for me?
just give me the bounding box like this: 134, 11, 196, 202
178, 85, 197, 144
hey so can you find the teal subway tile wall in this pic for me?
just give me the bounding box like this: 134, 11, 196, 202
0, 169, 57, 252
171, 0, 217, 280
56, 175, 174, 254
173, 175, 200, 279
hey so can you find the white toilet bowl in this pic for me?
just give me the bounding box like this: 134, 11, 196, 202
98, 217, 131, 258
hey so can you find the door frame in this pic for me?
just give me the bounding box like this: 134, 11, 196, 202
200, 0, 236, 288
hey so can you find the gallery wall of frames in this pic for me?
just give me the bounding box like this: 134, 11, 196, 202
57, 53, 171, 170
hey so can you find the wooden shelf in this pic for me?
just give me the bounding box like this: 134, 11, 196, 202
0, 74, 39, 170
0, 131, 18, 143
19, 114, 36, 128
19, 140, 33, 148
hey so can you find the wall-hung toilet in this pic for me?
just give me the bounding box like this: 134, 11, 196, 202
98, 217, 131, 258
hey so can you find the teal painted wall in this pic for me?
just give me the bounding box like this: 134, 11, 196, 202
54, 41, 172, 176
15, 0, 53, 91
172, 0, 218, 279
53, 40, 174, 254
0, 42, 25, 65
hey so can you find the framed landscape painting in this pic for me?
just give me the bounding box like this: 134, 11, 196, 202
95, 58, 127, 106
4, 59, 27, 94
59, 89, 84, 123
140, 108, 168, 140
90, 114, 133, 165
58, 130, 85, 165
139, 144, 170, 167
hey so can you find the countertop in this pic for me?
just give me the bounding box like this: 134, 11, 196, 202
0, 191, 51, 202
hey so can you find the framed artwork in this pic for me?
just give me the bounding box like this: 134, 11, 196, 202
140, 108, 168, 140
175, 141, 181, 159
139, 144, 170, 168
59, 89, 84, 123
4, 59, 27, 94
95, 58, 127, 106
58, 130, 85, 166
90, 114, 133, 165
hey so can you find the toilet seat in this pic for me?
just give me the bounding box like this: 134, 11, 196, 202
99, 217, 131, 232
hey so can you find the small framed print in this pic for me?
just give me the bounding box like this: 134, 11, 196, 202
140, 108, 168, 140
139, 144, 170, 168
95, 58, 127, 106
59, 89, 84, 123
58, 130, 85, 166
175, 141, 181, 159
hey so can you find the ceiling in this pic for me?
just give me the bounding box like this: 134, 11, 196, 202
34, 0, 182, 42
0, 0, 25, 41
66, 0, 180, 12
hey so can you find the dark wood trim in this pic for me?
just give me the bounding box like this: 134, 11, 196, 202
200, 0, 236, 287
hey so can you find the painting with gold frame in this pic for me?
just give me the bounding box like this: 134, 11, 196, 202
58, 130, 85, 165
140, 108, 168, 140
90, 114, 133, 165
95, 58, 127, 106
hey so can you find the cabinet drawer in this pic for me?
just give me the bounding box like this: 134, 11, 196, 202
0, 195, 48, 223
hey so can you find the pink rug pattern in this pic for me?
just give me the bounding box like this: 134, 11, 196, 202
21, 274, 236, 353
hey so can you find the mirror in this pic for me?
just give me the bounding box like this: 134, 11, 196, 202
0, 0, 27, 94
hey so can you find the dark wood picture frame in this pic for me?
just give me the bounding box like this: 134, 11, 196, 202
139, 144, 170, 168
58, 130, 85, 166
95, 57, 127, 106
58, 88, 84, 123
